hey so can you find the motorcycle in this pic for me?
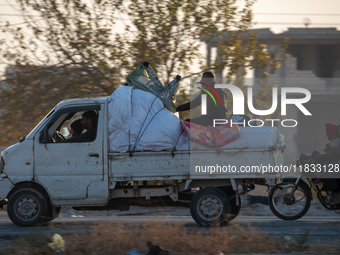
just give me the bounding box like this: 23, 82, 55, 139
268, 153, 340, 220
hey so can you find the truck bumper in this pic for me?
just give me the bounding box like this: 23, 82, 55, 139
0, 177, 14, 203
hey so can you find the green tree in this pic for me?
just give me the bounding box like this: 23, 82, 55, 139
214, 32, 288, 117
0, 0, 286, 145
0, 0, 126, 144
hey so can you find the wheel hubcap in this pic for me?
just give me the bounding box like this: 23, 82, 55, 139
14, 196, 39, 221
197, 195, 223, 221
283, 194, 295, 205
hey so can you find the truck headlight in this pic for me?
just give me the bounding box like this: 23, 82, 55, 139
0, 156, 4, 174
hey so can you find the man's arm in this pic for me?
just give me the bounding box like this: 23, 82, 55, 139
66, 135, 88, 143
66, 129, 96, 143
176, 93, 202, 112
317, 145, 340, 162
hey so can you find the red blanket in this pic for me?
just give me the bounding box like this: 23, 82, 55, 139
180, 120, 240, 148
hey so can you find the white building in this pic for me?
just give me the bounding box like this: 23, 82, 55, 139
203, 28, 340, 164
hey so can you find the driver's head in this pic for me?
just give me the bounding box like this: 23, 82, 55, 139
81, 111, 98, 130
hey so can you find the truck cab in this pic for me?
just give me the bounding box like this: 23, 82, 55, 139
0, 97, 110, 226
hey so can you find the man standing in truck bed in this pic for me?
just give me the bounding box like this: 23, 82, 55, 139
176, 71, 227, 126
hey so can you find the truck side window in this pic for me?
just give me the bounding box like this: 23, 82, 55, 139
64, 110, 98, 143
40, 105, 100, 143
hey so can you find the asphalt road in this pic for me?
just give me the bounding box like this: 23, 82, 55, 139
0, 206, 338, 255
0, 207, 339, 239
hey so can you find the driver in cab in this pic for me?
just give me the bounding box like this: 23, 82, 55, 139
65, 111, 97, 143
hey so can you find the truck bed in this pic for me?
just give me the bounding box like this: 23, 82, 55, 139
109, 147, 284, 182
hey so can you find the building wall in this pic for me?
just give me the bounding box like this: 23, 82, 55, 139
272, 55, 340, 164
204, 28, 340, 165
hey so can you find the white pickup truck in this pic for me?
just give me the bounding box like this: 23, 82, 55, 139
0, 97, 283, 227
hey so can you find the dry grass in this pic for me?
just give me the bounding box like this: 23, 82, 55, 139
3, 221, 340, 255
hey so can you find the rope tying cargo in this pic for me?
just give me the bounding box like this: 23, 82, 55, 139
128, 81, 180, 157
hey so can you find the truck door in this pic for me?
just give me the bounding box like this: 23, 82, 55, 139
33, 104, 108, 203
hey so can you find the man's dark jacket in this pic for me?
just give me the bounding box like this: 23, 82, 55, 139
176, 84, 227, 120
67, 128, 96, 142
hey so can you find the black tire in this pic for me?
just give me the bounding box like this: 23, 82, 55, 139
44, 206, 62, 223
190, 187, 231, 226
316, 192, 340, 211
7, 188, 49, 227
228, 196, 241, 221
268, 178, 312, 220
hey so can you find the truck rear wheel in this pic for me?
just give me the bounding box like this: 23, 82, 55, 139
190, 187, 231, 226
44, 207, 62, 223
228, 196, 241, 221
7, 188, 49, 227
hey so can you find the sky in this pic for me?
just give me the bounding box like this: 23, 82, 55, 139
1, 0, 340, 37
252, 0, 340, 33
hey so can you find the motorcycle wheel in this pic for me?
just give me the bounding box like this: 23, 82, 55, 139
268, 178, 312, 220
317, 192, 340, 210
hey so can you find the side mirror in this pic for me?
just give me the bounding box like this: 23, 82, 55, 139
19, 136, 26, 143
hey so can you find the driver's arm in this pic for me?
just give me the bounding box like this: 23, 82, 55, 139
65, 129, 95, 143
64, 134, 85, 142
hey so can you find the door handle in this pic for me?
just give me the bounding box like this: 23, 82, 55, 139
89, 153, 100, 158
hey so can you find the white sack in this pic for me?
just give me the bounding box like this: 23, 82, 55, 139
221, 126, 285, 149
108, 86, 133, 152
109, 87, 188, 152
191, 126, 285, 150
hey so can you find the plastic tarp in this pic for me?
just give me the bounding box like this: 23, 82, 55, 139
108, 86, 189, 153
125, 63, 180, 112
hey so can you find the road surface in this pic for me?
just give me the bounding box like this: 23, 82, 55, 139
0, 206, 339, 239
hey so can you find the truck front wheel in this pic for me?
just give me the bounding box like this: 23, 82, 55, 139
7, 188, 49, 227
190, 187, 231, 226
